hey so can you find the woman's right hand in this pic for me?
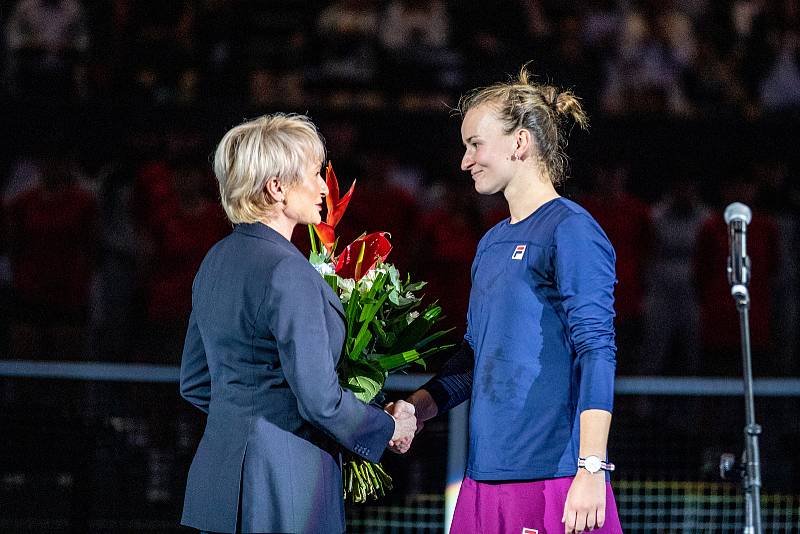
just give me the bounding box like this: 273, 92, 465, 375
386, 400, 416, 453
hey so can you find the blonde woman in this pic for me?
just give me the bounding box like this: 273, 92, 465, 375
394, 67, 623, 533
179, 113, 416, 534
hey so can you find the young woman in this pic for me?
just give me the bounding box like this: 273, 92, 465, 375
393, 66, 623, 533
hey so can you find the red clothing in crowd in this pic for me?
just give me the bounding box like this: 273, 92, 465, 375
579, 193, 652, 321
145, 200, 229, 324
7, 184, 98, 317
132, 160, 177, 229
695, 212, 779, 354
133, 159, 230, 324
414, 205, 479, 333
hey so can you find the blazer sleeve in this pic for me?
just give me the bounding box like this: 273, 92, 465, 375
266, 256, 394, 463
180, 309, 211, 414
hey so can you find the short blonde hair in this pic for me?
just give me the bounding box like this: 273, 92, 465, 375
213, 113, 326, 224
458, 63, 588, 186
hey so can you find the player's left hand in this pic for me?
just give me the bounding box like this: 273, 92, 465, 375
561, 469, 606, 533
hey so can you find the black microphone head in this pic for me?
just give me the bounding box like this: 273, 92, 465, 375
724, 202, 752, 225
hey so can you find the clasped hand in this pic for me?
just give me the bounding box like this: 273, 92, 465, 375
385, 400, 416, 454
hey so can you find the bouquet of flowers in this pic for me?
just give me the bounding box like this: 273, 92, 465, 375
308, 163, 454, 503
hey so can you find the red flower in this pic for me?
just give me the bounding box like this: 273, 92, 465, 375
335, 232, 392, 281
313, 223, 336, 253
313, 162, 355, 253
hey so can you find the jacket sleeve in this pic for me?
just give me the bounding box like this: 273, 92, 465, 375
179, 309, 211, 414
265, 256, 395, 463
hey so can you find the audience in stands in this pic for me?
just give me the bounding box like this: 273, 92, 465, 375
5, 152, 98, 360
0, 0, 798, 373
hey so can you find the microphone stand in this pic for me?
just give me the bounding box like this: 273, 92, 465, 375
730, 284, 763, 534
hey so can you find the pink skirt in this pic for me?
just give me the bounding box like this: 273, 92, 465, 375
451, 476, 623, 534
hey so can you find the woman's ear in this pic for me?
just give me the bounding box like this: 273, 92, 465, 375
515, 128, 533, 160
263, 176, 285, 204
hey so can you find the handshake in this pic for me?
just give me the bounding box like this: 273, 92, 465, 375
385, 399, 418, 454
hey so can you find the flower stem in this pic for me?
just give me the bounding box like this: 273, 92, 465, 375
308, 225, 318, 255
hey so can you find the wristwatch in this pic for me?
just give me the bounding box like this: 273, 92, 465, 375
578, 455, 615, 474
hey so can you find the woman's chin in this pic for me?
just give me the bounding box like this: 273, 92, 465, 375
473, 182, 492, 195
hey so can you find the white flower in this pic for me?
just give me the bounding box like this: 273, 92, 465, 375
338, 277, 356, 303
314, 262, 335, 276
357, 266, 388, 294
406, 310, 420, 324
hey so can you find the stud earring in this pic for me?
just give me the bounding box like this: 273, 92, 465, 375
510, 154, 518, 161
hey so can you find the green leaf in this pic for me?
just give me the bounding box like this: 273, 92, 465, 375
375, 349, 419, 371
349, 328, 373, 361
347, 374, 381, 403
324, 274, 338, 292
423, 303, 443, 321
368, 271, 388, 298
344, 361, 386, 403
350, 290, 388, 360
405, 280, 427, 292
414, 327, 456, 350
388, 264, 401, 291
384, 304, 421, 334
343, 378, 365, 393
371, 319, 396, 348
389, 314, 435, 354
308, 250, 325, 266
394, 292, 418, 306
376, 344, 455, 372
358, 291, 389, 325
345, 290, 361, 353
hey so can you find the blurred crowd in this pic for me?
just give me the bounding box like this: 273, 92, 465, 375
1, 0, 799, 377
1, 129, 798, 379
2, 0, 799, 115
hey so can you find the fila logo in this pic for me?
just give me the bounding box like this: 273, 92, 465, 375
512, 244, 526, 260
522, 529, 539, 534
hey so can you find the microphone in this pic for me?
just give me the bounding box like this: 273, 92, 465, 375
724, 202, 752, 300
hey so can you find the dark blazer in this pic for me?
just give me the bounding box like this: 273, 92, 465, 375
180, 222, 394, 534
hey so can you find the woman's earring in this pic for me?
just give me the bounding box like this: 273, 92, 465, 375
510, 154, 518, 161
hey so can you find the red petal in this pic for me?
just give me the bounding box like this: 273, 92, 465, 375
325, 162, 339, 217
313, 222, 336, 253
335, 232, 392, 280
328, 179, 356, 228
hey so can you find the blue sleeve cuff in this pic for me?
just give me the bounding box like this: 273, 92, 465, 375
421, 340, 474, 414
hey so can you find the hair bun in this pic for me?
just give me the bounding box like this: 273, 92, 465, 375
554, 91, 589, 128
555, 92, 570, 115
542, 86, 559, 111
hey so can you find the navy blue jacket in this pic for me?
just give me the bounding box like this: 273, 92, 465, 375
180, 222, 394, 533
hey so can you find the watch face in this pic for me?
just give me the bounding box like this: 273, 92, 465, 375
584, 456, 602, 473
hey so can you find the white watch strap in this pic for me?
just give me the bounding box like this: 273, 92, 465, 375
578, 456, 615, 472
